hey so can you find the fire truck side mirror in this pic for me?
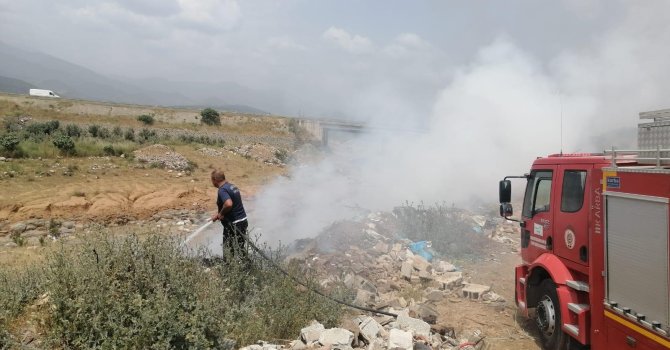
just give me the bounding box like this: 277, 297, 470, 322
500, 203, 514, 217
499, 180, 512, 203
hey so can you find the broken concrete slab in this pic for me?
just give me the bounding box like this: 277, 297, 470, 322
462, 283, 491, 299
318, 328, 354, 347
388, 329, 413, 350
400, 261, 413, 280
435, 271, 463, 290
300, 321, 325, 344
357, 316, 387, 344
397, 310, 431, 338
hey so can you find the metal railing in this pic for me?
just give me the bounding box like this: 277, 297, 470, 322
604, 145, 670, 168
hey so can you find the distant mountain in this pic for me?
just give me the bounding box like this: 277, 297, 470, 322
0, 75, 36, 94
0, 41, 275, 113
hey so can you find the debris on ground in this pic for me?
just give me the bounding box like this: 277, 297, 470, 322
133, 144, 191, 170
241, 206, 520, 349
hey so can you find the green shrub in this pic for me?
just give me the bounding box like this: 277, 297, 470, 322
137, 114, 155, 125
200, 108, 221, 126
124, 128, 135, 141
65, 124, 82, 138
102, 145, 124, 156
138, 128, 157, 143
0, 133, 20, 152
52, 134, 75, 155
88, 124, 100, 138
112, 126, 123, 138
97, 127, 111, 139
0, 232, 343, 348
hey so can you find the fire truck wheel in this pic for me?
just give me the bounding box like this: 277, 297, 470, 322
535, 279, 568, 350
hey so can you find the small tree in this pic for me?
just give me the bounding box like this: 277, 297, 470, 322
137, 114, 155, 125
200, 108, 220, 126
53, 134, 75, 155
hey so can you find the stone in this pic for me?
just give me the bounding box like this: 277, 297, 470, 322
355, 289, 376, 306
58, 227, 75, 236
417, 270, 433, 281
21, 229, 46, 238
435, 272, 463, 290
462, 283, 491, 299
61, 221, 75, 229
318, 328, 354, 347
300, 321, 325, 343
415, 303, 439, 325
357, 316, 386, 343
372, 242, 389, 254
414, 342, 431, 350
10, 223, 26, 234
240, 345, 262, 350
411, 256, 432, 273
401, 261, 413, 280
397, 310, 431, 338
424, 289, 444, 302
289, 340, 307, 350
434, 260, 457, 273
340, 319, 361, 347
388, 329, 413, 350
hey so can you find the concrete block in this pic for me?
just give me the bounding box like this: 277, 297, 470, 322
435, 272, 463, 290
300, 321, 325, 343
462, 283, 491, 299
318, 328, 354, 347
388, 329, 413, 350
357, 316, 386, 343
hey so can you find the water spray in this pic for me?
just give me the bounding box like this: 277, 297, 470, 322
183, 220, 215, 246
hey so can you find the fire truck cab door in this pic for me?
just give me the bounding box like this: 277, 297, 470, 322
521, 168, 556, 260
553, 165, 591, 266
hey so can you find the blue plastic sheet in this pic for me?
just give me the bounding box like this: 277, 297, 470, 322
409, 240, 433, 262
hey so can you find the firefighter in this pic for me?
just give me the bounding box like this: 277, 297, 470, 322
210, 169, 249, 260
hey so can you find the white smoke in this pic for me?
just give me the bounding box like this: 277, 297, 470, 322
254, 3, 670, 246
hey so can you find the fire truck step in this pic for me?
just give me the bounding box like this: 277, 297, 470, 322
518, 277, 526, 285
567, 303, 590, 314
565, 280, 590, 293
562, 324, 580, 337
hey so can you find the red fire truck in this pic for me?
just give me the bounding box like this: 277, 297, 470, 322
499, 109, 670, 350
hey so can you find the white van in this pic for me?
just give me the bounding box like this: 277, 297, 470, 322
29, 89, 60, 98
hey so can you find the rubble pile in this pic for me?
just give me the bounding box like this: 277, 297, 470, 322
228, 142, 288, 166
197, 147, 226, 157
132, 144, 191, 170
246, 210, 515, 350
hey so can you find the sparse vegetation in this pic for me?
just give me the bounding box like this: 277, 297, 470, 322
200, 108, 221, 126
0, 233, 343, 348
